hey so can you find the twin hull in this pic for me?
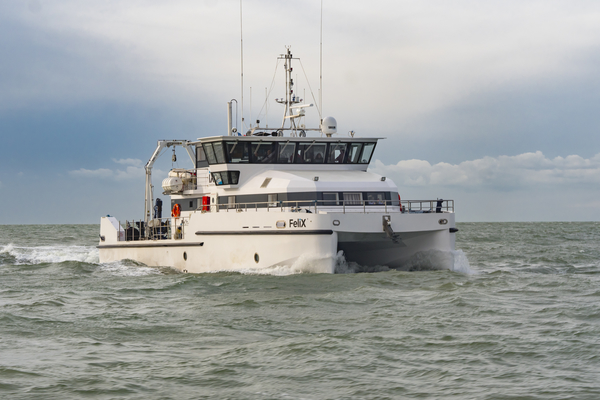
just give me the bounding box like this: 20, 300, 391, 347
98, 210, 456, 273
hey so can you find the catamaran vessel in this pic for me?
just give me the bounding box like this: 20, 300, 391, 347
98, 48, 457, 273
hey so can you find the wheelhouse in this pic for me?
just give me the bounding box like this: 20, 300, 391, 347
196, 137, 378, 167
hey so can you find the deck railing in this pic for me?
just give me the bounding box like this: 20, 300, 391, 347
119, 217, 189, 242
403, 199, 455, 213
115, 199, 454, 241
215, 199, 454, 214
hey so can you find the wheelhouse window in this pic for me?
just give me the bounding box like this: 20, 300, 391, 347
251, 142, 277, 163
213, 142, 227, 164
196, 145, 209, 168
327, 143, 348, 164
226, 141, 250, 163
278, 142, 296, 163
294, 142, 327, 164
359, 143, 376, 164
347, 143, 363, 164
343, 192, 362, 205
203, 143, 217, 164
200, 140, 377, 165
212, 171, 240, 185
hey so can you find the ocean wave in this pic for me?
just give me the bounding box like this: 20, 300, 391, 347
229, 252, 341, 276
0, 243, 162, 277
335, 249, 477, 275
0, 243, 99, 265
451, 250, 477, 274
0, 244, 18, 266
230, 249, 476, 276
96, 260, 163, 277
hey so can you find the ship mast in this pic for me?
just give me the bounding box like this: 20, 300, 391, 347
275, 47, 313, 136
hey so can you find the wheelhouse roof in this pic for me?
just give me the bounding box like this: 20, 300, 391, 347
190, 136, 383, 145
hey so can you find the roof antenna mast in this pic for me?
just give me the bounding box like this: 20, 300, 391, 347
319, 0, 323, 120
240, 0, 245, 132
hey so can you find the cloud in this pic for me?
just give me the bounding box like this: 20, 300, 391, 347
69, 168, 114, 179
370, 151, 600, 190
4, 0, 600, 127
112, 158, 144, 167
69, 159, 145, 181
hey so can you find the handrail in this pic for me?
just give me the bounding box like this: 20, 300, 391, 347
404, 199, 454, 213
214, 199, 454, 214
120, 216, 189, 241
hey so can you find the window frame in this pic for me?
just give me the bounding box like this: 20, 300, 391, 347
203, 143, 217, 165
347, 143, 363, 164
326, 143, 349, 164
211, 171, 240, 186
343, 192, 363, 205
358, 142, 376, 164
277, 142, 296, 164
250, 142, 277, 163
322, 192, 339, 206
225, 141, 250, 164
196, 145, 209, 168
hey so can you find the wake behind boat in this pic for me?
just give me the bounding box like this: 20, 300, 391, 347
98, 48, 457, 273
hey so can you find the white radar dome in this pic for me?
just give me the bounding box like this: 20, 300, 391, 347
321, 116, 337, 137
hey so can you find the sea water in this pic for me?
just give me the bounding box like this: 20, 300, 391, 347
1, 223, 599, 399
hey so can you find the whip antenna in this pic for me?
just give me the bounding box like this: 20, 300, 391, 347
240, 0, 245, 131
319, 0, 323, 119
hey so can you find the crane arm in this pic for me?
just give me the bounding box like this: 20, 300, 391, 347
144, 140, 196, 230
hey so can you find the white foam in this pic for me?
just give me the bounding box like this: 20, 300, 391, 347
232, 252, 340, 276
230, 249, 477, 276
0, 243, 15, 255
451, 249, 478, 274
0, 243, 99, 265
335, 249, 477, 275
334, 251, 391, 274
401, 249, 478, 274
0, 242, 476, 276
97, 260, 161, 277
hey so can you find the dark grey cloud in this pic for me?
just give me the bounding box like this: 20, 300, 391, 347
374, 63, 600, 164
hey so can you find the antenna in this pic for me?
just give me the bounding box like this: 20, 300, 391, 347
265, 87, 268, 128
240, 0, 245, 132
319, 0, 323, 119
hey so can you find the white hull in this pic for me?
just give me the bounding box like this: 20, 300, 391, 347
98, 210, 456, 273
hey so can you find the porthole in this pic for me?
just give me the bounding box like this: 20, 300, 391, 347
254, 253, 259, 263
183, 251, 187, 260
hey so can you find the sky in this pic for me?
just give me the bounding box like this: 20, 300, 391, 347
1, 0, 600, 224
